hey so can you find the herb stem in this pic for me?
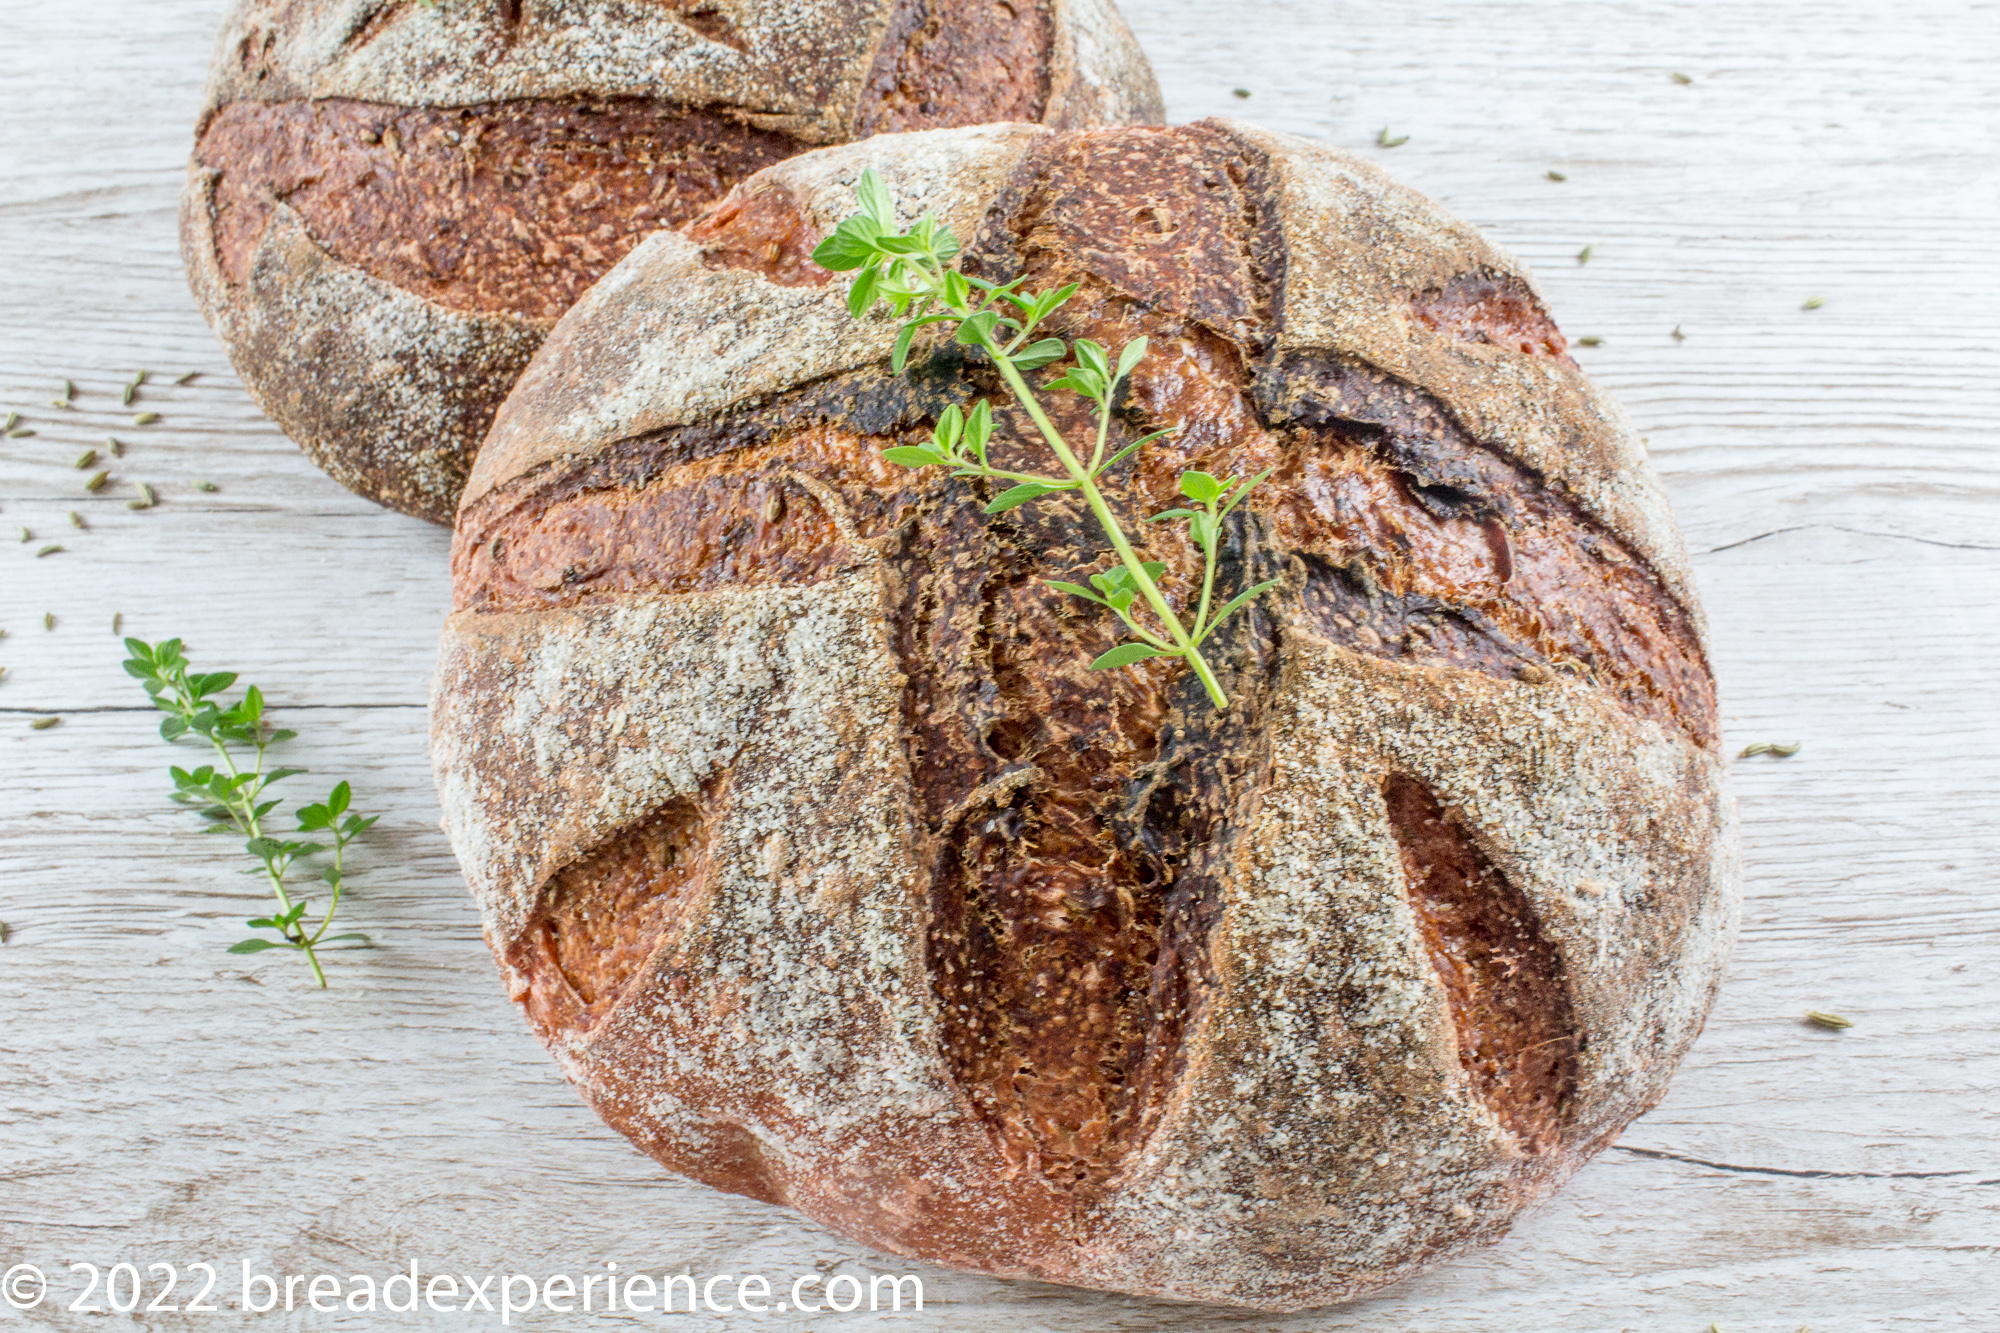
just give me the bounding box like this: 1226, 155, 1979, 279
186, 681, 326, 987
1195, 510, 1220, 641
975, 326, 1230, 709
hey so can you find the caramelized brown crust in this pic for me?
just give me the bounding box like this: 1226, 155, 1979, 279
512, 797, 715, 1039
195, 97, 801, 321
432, 122, 1737, 1307
1382, 775, 1579, 1150
855, 0, 1053, 135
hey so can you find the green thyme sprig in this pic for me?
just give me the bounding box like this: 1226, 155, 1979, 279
123, 637, 375, 987
812, 169, 1275, 709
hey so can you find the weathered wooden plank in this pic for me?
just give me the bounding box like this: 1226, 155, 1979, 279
2, 0, 1996, 1329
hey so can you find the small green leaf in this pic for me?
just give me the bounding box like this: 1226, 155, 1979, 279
955, 310, 1001, 346
964, 399, 994, 461
1221, 467, 1274, 515
1091, 643, 1176, 670
1115, 336, 1149, 384
297, 804, 331, 830
1012, 338, 1068, 370
855, 167, 895, 230
320, 933, 371, 947
227, 939, 284, 954
985, 482, 1062, 513
159, 716, 188, 741
1098, 426, 1179, 475
1146, 507, 1196, 523
846, 263, 882, 317
265, 767, 306, 784
882, 446, 946, 468
1045, 580, 1105, 604
891, 320, 920, 372
934, 403, 964, 450
811, 215, 882, 271
1201, 579, 1283, 640
1180, 471, 1223, 504
932, 225, 961, 262
267, 728, 298, 744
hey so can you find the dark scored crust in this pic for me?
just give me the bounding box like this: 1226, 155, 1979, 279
451, 124, 1720, 1221
434, 121, 1736, 1308
196, 98, 802, 321
855, 0, 1052, 134
186, 0, 1157, 523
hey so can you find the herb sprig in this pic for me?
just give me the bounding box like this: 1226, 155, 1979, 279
123, 637, 375, 987
812, 170, 1276, 709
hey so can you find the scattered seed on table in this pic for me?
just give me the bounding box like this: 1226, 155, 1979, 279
1577, 244, 1595, 264
68, 511, 85, 529
132, 370, 150, 386
1803, 295, 1826, 310
193, 480, 217, 493
43, 612, 54, 629
1546, 169, 1567, 181
74, 448, 98, 470
112, 612, 123, 633
1232, 87, 1251, 98
1, 412, 15, 431
132, 412, 159, 426
122, 384, 136, 406
9, 428, 35, 438
84, 470, 109, 492
35, 544, 63, 557
107, 436, 124, 456
15, 527, 29, 543
1577, 335, 1605, 347
1671, 71, 1693, 84
1805, 1010, 1853, 1030
1376, 126, 1409, 148
175, 370, 200, 385
1672, 325, 1686, 341
29, 716, 60, 730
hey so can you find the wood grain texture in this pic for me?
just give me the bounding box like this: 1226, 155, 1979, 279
1, 1, 1995, 1330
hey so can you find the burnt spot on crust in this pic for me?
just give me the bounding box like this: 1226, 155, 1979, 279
854, 0, 1052, 136
194, 97, 800, 321
1411, 272, 1574, 364
1381, 776, 1579, 1152
510, 796, 715, 1043
685, 179, 836, 288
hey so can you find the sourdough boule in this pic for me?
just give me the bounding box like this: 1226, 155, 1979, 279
180, 0, 1162, 522
431, 120, 1739, 1309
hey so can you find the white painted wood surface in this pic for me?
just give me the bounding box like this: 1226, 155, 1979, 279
2, 0, 1995, 1328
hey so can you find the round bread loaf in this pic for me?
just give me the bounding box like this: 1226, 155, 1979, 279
431, 121, 1739, 1309
179, 0, 1161, 523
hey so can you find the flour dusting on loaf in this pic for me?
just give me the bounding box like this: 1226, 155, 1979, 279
432, 121, 1739, 1309
182, 0, 1163, 522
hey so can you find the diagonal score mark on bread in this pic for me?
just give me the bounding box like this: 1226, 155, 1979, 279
431, 120, 1739, 1308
